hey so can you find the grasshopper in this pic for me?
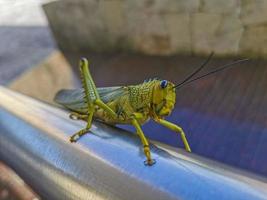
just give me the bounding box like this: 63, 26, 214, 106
54, 53, 248, 166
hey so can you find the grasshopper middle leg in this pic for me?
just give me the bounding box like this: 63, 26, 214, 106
131, 117, 156, 166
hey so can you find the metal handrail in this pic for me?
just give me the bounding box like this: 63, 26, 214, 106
0, 86, 267, 200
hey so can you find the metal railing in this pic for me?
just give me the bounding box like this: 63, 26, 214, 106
0, 86, 267, 200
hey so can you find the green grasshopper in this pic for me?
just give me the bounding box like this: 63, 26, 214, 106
54, 53, 248, 165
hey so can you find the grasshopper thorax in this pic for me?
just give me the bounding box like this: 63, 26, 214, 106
151, 80, 176, 117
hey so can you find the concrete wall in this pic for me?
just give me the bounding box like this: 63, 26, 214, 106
43, 0, 267, 57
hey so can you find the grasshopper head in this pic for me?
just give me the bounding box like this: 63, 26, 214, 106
152, 80, 176, 117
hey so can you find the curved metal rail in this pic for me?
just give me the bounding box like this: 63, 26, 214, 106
0, 86, 267, 200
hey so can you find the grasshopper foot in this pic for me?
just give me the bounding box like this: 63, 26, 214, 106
69, 112, 88, 121
144, 159, 156, 166
70, 134, 79, 143
143, 145, 155, 166
69, 129, 89, 143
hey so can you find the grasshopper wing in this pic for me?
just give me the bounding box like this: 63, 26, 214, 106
54, 86, 127, 113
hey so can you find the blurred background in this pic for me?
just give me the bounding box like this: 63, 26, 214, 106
0, 1, 267, 196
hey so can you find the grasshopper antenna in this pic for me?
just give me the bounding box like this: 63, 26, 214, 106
174, 58, 250, 89
173, 52, 214, 89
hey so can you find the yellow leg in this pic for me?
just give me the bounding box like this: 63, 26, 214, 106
70, 108, 94, 142
131, 118, 156, 166
154, 118, 191, 152
79, 58, 117, 119
69, 112, 88, 120
69, 58, 118, 142
95, 99, 116, 118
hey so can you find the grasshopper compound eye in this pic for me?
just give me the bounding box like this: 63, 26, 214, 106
160, 80, 168, 89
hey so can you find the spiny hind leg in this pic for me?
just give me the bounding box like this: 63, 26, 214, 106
154, 118, 191, 152
70, 58, 118, 142
131, 116, 156, 166
70, 109, 94, 142
79, 58, 117, 119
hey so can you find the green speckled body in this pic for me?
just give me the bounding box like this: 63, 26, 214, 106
54, 58, 192, 158
95, 81, 155, 125
55, 79, 176, 125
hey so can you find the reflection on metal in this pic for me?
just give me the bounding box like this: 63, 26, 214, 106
0, 86, 267, 200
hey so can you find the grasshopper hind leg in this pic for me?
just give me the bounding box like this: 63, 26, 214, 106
70, 129, 89, 143
70, 109, 94, 142
69, 58, 117, 143
69, 112, 88, 120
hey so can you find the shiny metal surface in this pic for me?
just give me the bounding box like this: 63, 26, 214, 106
0, 86, 267, 200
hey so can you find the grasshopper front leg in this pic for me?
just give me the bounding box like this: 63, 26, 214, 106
153, 117, 191, 152
70, 58, 117, 142
131, 113, 156, 166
